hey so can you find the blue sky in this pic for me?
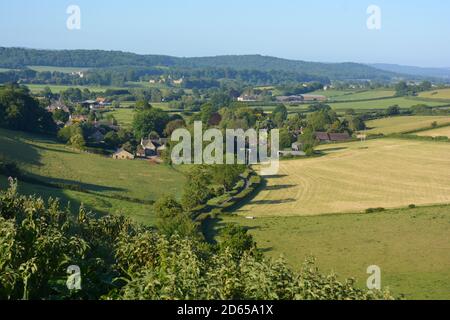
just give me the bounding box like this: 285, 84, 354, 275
1, 0, 449, 67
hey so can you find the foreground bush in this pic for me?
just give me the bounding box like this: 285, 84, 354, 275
0, 180, 394, 300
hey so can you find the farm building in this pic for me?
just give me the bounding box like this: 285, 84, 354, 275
315, 132, 351, 143
276, 94, 327, 104
113, 149, 135, 160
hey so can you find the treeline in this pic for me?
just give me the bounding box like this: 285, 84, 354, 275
0, 47, 401, 84
0, 179, 395, 300
0, 66, 329, 88
0, 84, 56, 134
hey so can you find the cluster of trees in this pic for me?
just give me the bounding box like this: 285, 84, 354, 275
277, 82, 324, 96
0, 84, 56, 134
395, 81, 432, 96
0, 179, 394, 300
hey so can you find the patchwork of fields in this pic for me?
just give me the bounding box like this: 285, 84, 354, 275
240, 139, 450, 217
365, 116, 450, 135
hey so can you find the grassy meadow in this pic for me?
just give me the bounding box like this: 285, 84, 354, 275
326, 97, 445, 110
108, 108, 136, 128
214, 204, 450, 299
365, 116, 450, 135
0, 128, 186, 224
312, 89, 395, 101
240, 139, 450, 217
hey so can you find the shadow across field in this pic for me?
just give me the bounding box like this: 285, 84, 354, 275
264, 184, 296, 191
25, 173, 126, 194
250, 198, 297, 205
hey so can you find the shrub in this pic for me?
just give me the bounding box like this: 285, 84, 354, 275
0, 156, 21, 178
365, 207, 386, 214
0, 181, 396, 301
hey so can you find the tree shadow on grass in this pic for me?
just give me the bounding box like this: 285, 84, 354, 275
25, 173, 127, 194
32, 144, 79, 155
319, 146, 348, 152
250, 198, 296, 205
264, 184, 297, 191
0, 175, 110, 219
0, 131, 43, 166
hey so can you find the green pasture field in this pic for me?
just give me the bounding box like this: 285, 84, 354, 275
0, 128, 186, 224
326, 97, 445, 110
311, 89, 395, 101
365, 116, 450, 135
215, 204, 450, 300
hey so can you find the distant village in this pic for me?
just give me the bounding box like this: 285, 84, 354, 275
46, 97, 168, 163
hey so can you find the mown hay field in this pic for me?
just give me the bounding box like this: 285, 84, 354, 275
419, 88, 450, 100
365, 116, 450, 135
239, 139, 450, 217
416, 126, 450, 138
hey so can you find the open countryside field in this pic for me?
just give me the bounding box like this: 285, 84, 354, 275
326, 97, 445, 110
419, 88, 450, 100
365, 116, 450, 135
218, 205, 450, 299
0, 128, 185, 224
417, 126, 450, 138
240, 139, 450, 217
108, 108, 135, 128
312, 89, 395, 101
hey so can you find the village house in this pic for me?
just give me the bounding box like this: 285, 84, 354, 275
136, 138, 168, 158
172, 78, 184, 85
68, 114, 88, 124
276, 94, 327, 104
112, 149, 135, 160
237, 95, 259, 102
46, 101, 70, 113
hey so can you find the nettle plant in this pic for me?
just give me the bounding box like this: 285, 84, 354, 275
0, 179, 394, 300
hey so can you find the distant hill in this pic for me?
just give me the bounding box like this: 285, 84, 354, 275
180, 55, 397, 81
0, 47, 398, 81
371, 63, 450, 80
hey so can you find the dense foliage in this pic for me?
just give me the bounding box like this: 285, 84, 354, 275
0, 48, 404, 86
0, 180, 394, 300
0, 84, 56, 134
